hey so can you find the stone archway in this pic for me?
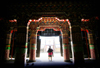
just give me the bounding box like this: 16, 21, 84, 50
28, 17, 71, 62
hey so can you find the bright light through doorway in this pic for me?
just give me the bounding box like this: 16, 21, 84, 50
40, 36, 60, 53
36, 36, 64, 62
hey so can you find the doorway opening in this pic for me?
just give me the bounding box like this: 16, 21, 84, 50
40, 36, 60, 53
38, 36, 63, 62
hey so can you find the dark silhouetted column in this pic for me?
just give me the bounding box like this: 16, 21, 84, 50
59, 35, 63, 56
71, 25, 84, 64
14, 26, 28, 66
36, 35, 41, 57
0, 19, 9, 63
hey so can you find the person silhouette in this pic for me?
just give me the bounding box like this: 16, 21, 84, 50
47, 46, 53, 61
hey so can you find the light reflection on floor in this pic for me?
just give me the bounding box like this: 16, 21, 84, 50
26, 53, 65, 62
36, 52, 64, 62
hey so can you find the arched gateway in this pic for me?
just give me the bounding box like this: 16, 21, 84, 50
28, 17, 71, 62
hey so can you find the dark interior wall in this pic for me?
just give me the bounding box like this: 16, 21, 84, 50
0, 0, 98, 19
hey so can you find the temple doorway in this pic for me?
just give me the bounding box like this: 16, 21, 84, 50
28, 17, 72, 62
40, 36, 60, 53
36, 36, 64, 62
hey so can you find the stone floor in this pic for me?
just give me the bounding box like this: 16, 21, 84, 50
27, 52, 67, 62
0, 53, 99, 68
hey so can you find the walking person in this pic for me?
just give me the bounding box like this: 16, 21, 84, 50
47, 46, 53, 61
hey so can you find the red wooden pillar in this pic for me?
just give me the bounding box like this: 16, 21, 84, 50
5, 31, 12, 60
61, 24, 70, 62
88, 30, 96, 59
29, 30, 37, 62
71, 25, 84, 63
62, 32, 70, 62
